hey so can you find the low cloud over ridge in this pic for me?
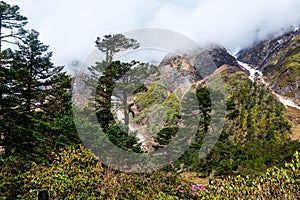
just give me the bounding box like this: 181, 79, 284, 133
6, 0, 300, 65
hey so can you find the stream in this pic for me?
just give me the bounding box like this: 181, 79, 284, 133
114, 108, 146, 143
111, 96, 153, 151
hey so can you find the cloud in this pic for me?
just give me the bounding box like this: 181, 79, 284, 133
5, 0, 300, 66
148, 0, 300, 51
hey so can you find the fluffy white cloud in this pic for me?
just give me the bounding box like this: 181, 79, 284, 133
6, 0, 300, 66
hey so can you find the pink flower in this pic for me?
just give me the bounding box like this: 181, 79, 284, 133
192, 192, 198, 196
198, 185, 206, 191
191, 185, 196, 191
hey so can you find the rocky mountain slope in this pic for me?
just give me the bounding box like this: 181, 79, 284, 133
124, 46, 244, 151
237, 29, 300, 104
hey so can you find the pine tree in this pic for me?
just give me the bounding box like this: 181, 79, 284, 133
196, 87, 212, 133
0, 1, 27, 51
91, 33, 140, 111
2, 30, 78, 160
85, 34, 150, 151
0, 1, 27, 152
95, 33, 140, 62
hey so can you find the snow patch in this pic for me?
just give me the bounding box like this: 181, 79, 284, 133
238, 61, 262, 82
276, 95, 300, 109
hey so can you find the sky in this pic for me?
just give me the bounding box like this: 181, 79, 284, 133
5, 0, 300, 69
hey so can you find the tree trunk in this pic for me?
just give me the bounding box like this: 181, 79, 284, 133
0, 16, 2, 52
123, 90, 129, 134
0, 16, 4, 155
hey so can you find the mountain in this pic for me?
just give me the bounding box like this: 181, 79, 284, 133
134, 45, 291, 141
125, 44, 298, 175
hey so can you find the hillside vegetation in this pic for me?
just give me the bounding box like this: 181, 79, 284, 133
1, 146, 299, 199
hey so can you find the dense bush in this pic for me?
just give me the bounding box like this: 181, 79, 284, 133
1, 146, 299, 199
0, 146, 206, 199
207, 151, 300, 199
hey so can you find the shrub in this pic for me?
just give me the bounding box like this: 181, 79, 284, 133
1, 146, 299, 199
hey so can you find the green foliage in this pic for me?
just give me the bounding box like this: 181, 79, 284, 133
135, 81, 167, 111
0, 155, 33, 199
206, 140, 300, 176
176, 70, 297, 176
105, 124, 140, 152
0, 146, 207, 199
154, 127, 178, 150
162, 93, 181, 125
1, 30, 80, 162
222, 70, 290, 143
133, 82, 182, 149
1, 146, 299, 199
207, 151, 300, 199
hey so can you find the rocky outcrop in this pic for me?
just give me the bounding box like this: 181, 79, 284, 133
161, 45, 241, 81
237, 29, 300, 69
207, 46, 239, 68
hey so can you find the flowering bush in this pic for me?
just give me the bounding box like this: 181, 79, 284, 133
1, 146, 206, 199
1, 146, 299, 199
207, 151, 300, 199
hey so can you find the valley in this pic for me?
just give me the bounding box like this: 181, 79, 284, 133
1, 1, 300, 198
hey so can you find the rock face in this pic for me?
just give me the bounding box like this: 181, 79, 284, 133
237, 29, 300, 69
161, 45, 241, 81
237, 29, 300, 104
207, 46, 239, 68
